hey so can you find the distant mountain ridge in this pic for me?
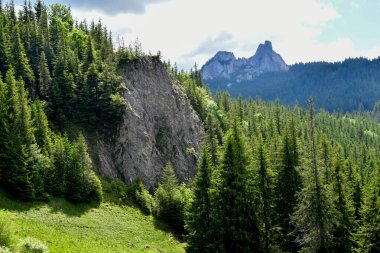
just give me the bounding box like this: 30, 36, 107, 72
202, 55, 380, 112
201, 41, 288, 82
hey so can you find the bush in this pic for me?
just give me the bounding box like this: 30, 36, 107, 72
82, 170, 103, 203
18, 237, 48, 253
0, 213, 14, 248
134, 180, 154, 215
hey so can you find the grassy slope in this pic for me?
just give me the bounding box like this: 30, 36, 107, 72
0, 190, 185, 253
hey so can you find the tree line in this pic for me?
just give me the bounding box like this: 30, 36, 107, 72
160, 65, 379, 253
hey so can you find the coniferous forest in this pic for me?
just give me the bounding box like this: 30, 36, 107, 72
0, 1, 379, 253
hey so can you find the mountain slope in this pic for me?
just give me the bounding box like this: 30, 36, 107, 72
0, 190, 185, 253
205, 57, 380, 111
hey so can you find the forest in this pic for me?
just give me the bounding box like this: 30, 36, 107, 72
205, 58, 380, 112
0, 1, 379, 253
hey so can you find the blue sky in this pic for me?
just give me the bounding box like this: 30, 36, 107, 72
319, 0, 380, 51
13, 0, 380, 69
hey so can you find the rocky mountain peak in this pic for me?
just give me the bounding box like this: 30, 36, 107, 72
214, 51, 236, 63
256, 40, 273, 54
201, 40, 288, 81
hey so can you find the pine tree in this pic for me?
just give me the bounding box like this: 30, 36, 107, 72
212, 123, 261, 252
186, 147, 213, 253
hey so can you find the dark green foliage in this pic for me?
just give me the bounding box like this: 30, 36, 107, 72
37, 51, 51, 99
154, 163, 190, 234
291, 98, 335, 252
0, 68, 102, 203
9, 24, 35, 98
273, 119, 302, 252
0, 17, 9, 74
255, 138, 273, 253
330, 150, 355, 252
211, 124, 262, 252
186, 148, 213, 253
358, 166, 380, 253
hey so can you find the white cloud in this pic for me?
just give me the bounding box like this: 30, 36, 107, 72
71, 0, 379, 69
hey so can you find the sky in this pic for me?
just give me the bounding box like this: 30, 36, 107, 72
14, 0, 380, 69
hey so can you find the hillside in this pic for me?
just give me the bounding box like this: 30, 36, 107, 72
203, 48, 380, 112
0, 190, 185, 253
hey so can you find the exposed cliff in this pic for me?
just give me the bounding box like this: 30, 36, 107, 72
201, 40, 288, 82
88, 58, 203, 189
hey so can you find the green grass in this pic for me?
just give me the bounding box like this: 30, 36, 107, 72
0, 190, 185, 253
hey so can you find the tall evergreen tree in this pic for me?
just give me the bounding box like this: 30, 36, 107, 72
186, 147, 213, 253
330, 150, 355, 252
10, 24, 35, 98
0, 17, 9, 74
256, 137, 273, 253
274, 122, 302, 252
358, 166, 380, 253
2, 69, 35, 199
38, 51, 51, 98
292, 98, 334, 252
31, 99, 51, 154
212, 123, 261, 252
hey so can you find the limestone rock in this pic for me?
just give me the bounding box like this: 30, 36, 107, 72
201, 40, 288, 82
88, 58, 203, 189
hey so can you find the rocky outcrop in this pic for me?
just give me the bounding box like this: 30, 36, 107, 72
201, 40, 288, 82
88, 58, 203, 189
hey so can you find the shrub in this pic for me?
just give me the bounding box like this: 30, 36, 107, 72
0, 213, 14, 248
134, 180, 154, 215
18, 237, 48, 253
82, 170, 103, 203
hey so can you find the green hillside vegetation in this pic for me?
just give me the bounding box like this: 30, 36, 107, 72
0, 0, 379, 252
167, 64, 380, 252
0, 189, 185, 253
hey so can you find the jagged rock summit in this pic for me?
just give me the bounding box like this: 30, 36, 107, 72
88, 58, 203, 189
201, 40, 288, 82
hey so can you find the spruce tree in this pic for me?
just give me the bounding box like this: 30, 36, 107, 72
186, 147, 213, 253
212, 123, 261, 252
38, 51, 51, 99
31, 99, 51, 154
292, 98, 334, 252
2, 69, 35, 199
358, 166, 380, 253
0, 17, 9, 74
0, 74, 9, 184
331, 150, 355, 252
10, 24, 35, 98
274, 122, 302, 252
256, 137, 273, 253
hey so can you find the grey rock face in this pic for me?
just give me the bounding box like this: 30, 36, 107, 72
201, 40, 288, 81
88, 58, 203, 189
